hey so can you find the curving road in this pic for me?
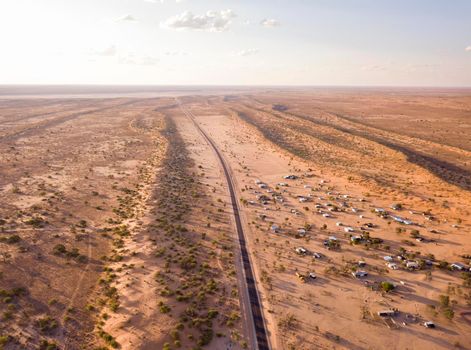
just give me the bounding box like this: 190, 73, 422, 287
178, 100, 271, 350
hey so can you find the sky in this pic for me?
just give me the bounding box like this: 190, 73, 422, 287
0, 0, 470, 86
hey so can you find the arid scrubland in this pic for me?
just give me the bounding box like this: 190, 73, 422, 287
177, 90, 471, 349
0, 88, 470, 350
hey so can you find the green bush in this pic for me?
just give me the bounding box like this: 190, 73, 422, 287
380, 282, 395, 293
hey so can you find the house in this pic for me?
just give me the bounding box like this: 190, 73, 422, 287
258, 183, 268, 189
391, 215, 413, 225
256, 194, 271, 202
284, 175, 298, 180
375, 208, 385, 213
352, 270, 368, 278
322, 213, 332, 218
298, 196, 308, 203
270, 224, 280, 233
313, 252, 322, 259
297, 228, 307, 236
384, 256, 394, 262
406, 261, 419, 269
451, 263, 466, 271
423, 321, 435, 329
295, 247, 307, 255
344, 227, 354, 233
278, 182, 288, 187
358, 260, 366, 267
387, 263, 398, 270
255, 179, 262, 184
378, 310, 397, 317
328, 236, 338, 241
350, 235, 362, 243
336, 222, 343, 226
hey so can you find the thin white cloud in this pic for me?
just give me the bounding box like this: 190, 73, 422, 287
164, 50, 189, 56
91, 45, 117, 57
162, 9, 236, 32
260, 18, 280, 28
116, 14, 138, 22
361, 64, 388, 72
237, 48, 259, 57
465, 45, 471, 52
119, 54, 160, 66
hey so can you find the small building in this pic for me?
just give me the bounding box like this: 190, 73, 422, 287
406, 261, 419, 269
352, 270, 368, 278
384, 256, 394, 262
424, 321, 435, 328
270, 224, 280, 233
297, 228, 307, 236
350, 235, 362, 243
378, 310, 397, 317
387, 263, 398, 270
295, 247, 307, 255
451, 263, 466, 271
358, 260, 366, 267
298, 196, 308, 203
344, 227, 354, 233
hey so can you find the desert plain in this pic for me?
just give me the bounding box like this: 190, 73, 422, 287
0, 87, 470, 350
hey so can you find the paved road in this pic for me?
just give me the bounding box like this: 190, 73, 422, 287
178, 101, 271, 350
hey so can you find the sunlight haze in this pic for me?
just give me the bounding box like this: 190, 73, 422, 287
1, 0, 470, 86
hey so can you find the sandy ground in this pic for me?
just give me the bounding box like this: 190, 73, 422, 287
1, 88, 470, 350
0, 97, 172, 349
178, 95, 471, 350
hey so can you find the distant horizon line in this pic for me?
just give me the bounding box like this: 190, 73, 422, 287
1, 83, 471, 89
